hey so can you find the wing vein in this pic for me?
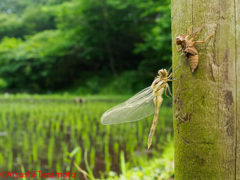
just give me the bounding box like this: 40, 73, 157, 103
101, 86, 155, 125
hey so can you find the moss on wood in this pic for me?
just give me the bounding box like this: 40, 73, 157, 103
172, 0, 239, 179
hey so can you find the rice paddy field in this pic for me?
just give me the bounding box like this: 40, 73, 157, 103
0, 94, 174, 180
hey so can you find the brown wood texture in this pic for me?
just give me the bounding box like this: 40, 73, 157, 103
236, 0, 240, 179
172, 0, 239, 179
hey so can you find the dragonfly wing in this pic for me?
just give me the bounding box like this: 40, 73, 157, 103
101, 86, 155, 125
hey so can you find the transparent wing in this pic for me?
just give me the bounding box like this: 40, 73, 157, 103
101, 86, 155, 125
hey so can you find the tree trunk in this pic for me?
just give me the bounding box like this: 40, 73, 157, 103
172, 0, 240, 179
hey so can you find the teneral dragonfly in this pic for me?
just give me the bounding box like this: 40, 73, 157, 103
101, 67, 180, 149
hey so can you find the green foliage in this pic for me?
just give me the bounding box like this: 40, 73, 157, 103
0, 0, 65, 38
0, 14, 23, 38
21, 7, 56, 35
0, 0, 69, 15
102, 71, 145, 94
0, 94, 173, 178
0, 0, 171, 94
107, 139, 174, 180
0, 78, 8, 89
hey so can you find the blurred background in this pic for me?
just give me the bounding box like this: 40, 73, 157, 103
0, 0, 174, 179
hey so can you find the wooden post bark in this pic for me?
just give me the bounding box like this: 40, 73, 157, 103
172, 0, 240, 179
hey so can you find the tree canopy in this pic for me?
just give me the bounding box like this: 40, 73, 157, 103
0, 0, 171, 94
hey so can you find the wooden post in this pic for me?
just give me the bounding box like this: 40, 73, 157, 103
172, 0, 240, 179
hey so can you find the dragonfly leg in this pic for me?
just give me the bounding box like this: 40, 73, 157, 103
193, 33, 214, 44
190, 26, 204, 41
186, 25, 193, 40
175, 43, 183, 52
167, 64, 181, 79
167, 84, 182, 107
168, 74, 182, 81
164, 86, 172, 100
167, 65, 173, 74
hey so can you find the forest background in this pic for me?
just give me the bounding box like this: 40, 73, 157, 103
0, 1, 175, 179
0, 0, 171, 95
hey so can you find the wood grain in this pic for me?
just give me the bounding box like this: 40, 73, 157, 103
172, 0, 239, 179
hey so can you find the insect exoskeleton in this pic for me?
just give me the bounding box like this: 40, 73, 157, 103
175, 26, 214, 72
176, 34, 185, 45
187, 53, 199, 72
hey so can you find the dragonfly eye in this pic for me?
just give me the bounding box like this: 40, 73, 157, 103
158, 70, 163, 76
158, 69, 167, 77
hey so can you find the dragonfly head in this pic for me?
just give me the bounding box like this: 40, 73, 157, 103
176, 34, 185, 45
158, 69, 168, 77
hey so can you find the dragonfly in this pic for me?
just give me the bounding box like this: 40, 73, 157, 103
101, 66, 181, 149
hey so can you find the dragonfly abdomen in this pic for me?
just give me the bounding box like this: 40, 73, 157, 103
147, 95, 163, 149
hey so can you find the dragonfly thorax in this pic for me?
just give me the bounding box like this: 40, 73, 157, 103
154, 87, 164, 96
151, 77, 167, 96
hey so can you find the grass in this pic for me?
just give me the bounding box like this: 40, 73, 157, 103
106, 138, 174, 180
0, 93, 174, 179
